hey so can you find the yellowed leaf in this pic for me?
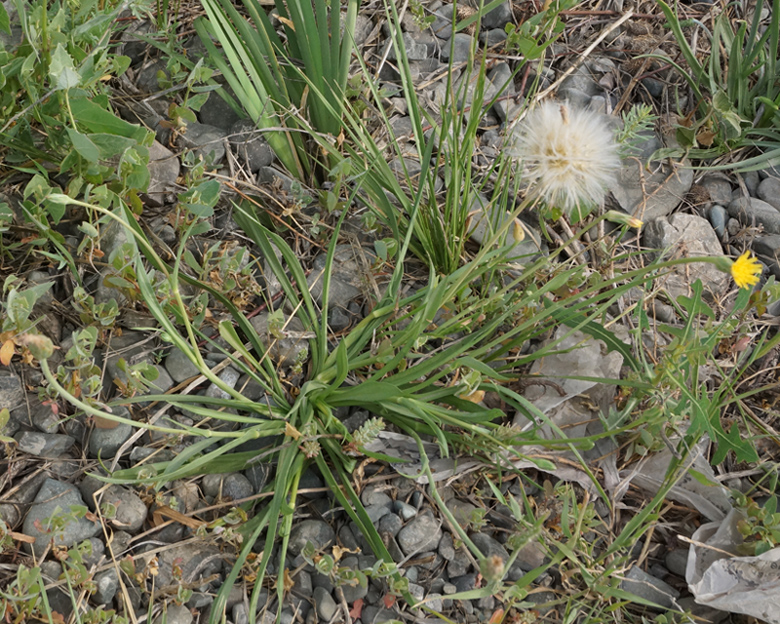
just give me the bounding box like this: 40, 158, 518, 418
458, 389, 485, 403
0, 339, 14, 366
285, 422, 302, 440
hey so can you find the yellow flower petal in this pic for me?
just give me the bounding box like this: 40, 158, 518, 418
730, 251, 762, 289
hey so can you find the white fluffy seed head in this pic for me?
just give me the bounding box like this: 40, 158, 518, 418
509, 101, 621, 215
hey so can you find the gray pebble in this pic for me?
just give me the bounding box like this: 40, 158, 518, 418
94, 569, 119, 604
708, 204, 728, 239
88, 406, 134, 459
313, 586, 337, 621
164, 347, 201, 383
223, 473, 254, 501
378, 512, 403, 537
102, 485, 148, 533
152, 604, 193, 624
288, 520, 335, 556
15, 431, 74, 457
664, 548, 689, 577
0, 372, 25, 411
397, 511, 442, 555
393, 500, 417, 520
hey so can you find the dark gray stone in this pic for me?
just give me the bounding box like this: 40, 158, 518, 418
0, 372, 24, 411
378, 512, 403, 537
313, 586, 337, 620
288, 520, 335, 556
700, 174, 733, 207
441, 33, 474, 64
88, 409, 134, 460
102, 485, 148, 533
179, 122, 227, 165
164, 347, 201, 383
620, 566, 680, 609
229, 119, 274, 172
397, 511, 441, 555
222, 473, 254, 501
664, 548, 689, 577
15, 431, 74, 457
200, 88, 243, 132
709, 204, 728, 238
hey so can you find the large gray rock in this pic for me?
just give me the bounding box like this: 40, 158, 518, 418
0, 371, 25, 412
757, 176, 780, 211
229, 120, 274, 172
307, 245, 379, 309
643, 213, 729, 301
728, 196, 780, 234
23, 479, 101, 556
610, 139, 694, 221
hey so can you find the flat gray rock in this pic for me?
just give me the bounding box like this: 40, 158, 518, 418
15, 431, 75, 457
643, 213, 729, 301
728, 196, 780, 234
610, 156, 694, 221
0, 372, 24, 411
23, 479, 101, 556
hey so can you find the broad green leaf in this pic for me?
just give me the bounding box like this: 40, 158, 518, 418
70, 96, 149, 141
49, 44, 81, 90
66, 128, 100, 163
0, 3, 10, 35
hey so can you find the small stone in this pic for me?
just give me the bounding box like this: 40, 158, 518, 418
438, 532, 456, 560
393, 500, 417, 520
441, 33, 473, 63
15, 431, 75, 457
200, 87, 243, 132
0, 372, 24, 411
700, 174, 732, 206
758, 176, 780, 211
152, 605, 193, 624
378, 513, 403, 537
146, 141, 180, 205
744, 170, 760, 196
642, 213, 729, 300
93, 570, 119, 604
23, 479, 101, 556
313, 586, 337, 621
365, 503, 392, 524
165, 348, 201, 383
229, 119, 274, 172
88, 406, 134, 459
102, 486, 148, 533
397, 511, 442, 555
709, 204, 728, 238
288, 520, 335, 556
620, 566, 680, 609
30, 400, 61, 434
664, 548, 689, 577
610, 151, 695, 221
178, 122, 227, 165
222, 473, 254, 501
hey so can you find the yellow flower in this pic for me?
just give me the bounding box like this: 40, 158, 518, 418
730, 251, 762, 289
